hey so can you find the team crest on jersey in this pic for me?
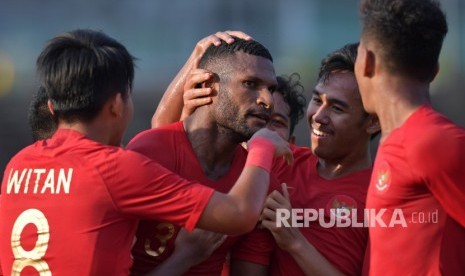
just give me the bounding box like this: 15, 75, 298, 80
375, 161, 391, 192
325, 195, 357, 219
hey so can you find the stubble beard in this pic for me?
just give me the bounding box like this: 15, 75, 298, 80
215, 88, 256, 143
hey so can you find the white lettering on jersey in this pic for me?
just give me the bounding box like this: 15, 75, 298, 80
6, 168, 73, 194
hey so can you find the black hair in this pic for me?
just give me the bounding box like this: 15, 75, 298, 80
360, 0, 447, 82
198, 37, 273, 70
36, 29, 136, 122
275, 73, 307, 136
28, 86, 58, 141
318, 42, 359, 83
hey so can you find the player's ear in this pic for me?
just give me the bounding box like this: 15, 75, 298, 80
47, 99, 55, 116
358, 44, 375, 78
109, 92, 125, 117
202, 73, 219, 97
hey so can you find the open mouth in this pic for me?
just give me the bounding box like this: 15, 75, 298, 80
312, 128, 330, 137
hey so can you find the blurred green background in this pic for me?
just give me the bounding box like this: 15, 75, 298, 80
1, 0, 464, 171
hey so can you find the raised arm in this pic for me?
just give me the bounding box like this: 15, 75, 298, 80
261, 183, 344, 276
151, 31, 252, 128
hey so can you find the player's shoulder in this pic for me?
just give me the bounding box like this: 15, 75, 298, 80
404, 106, 465, 152
400, 106, 465, 173
272, 144, 316, 178
288, 144, 317, 166
129, 122, 183, 145
127, 121, 185, 153
5, 143, 36, 168
290, 144, 313, 156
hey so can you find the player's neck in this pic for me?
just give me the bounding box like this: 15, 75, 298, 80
317, 146, 372, 180
183, 113, 239, 180
57, 118, 121, 147
374, 75, 431, 142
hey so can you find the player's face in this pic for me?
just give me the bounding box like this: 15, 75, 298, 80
307, 71, 370, 161
267, 92, 291, 141
214, 52, 277, 141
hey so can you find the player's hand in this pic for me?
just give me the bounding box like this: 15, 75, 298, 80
172, 228, 227, 266
249, 128, 294, 165
179, 31, 253, 120
191, 31, 253, 59
180, 67, 215, 120
260, 183, 303, 253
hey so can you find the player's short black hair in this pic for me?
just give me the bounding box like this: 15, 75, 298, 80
36, 29, 136, 123
360, 0, 447, 82
275, 73, 307, 136
198, 37, 273, 71
318, 42, 359, 83
28, 86, 57, 141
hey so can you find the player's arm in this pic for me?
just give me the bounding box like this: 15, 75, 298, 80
145, 228, 226, 276
196, 128, 293, 235
410, 128, 465, 227
151, 31, 252, 128
261, 183, 344, 276
118, 130, 292, 235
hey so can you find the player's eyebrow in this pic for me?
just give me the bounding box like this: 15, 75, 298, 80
312, 90, 350, 109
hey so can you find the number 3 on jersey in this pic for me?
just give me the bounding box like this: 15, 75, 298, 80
11, 209, 51, 275
144, 222, 175, 257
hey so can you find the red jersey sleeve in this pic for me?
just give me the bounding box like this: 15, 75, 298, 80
105, 149, 215, 231
406, 118, 465, 227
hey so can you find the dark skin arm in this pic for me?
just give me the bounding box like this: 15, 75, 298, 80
146, 228, 226, 276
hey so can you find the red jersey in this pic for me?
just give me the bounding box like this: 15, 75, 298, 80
0, 129, 214, 276
270, 145, 370, 276
366, 105, 465, 275
127, 121, 276, 276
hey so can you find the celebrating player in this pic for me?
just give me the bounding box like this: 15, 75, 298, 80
355, 0, 465, 274
0, 29, 292, 275
261, 42, 379, 276
128, 32, 291, 275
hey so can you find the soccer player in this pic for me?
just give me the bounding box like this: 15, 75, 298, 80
148, 42, 379, 275
260, 43, 380, 276
144, 67, 307, 276
127, 32, 290, 276
355, 0, 465, 274
28, 86, 57, 141
265, 73, 307, 143
142, 75, 307, 276
0, 29, 292, 276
